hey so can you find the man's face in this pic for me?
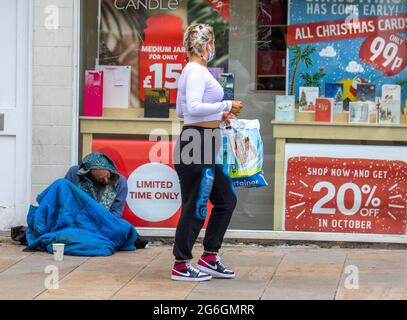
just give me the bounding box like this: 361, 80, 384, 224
90, 169, 111, 185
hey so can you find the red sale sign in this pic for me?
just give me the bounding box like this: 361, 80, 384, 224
360, 32, 407, 76
139, 15, 187, 104
285, 157, 407, 235
92, 139, 213, 228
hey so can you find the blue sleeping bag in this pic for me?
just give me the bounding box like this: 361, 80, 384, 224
26, 179, 138, 256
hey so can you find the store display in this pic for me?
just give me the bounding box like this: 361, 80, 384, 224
325, 83, 344, 113
379, 100, 401, 124
275, 95, 295, 122
97, 65, 131, 109
144, 88, 170, 118
218, 73, 235, 100
288, 0, 406, 110
298, 87, 319, 112
83, 70, 104, 117
315, 98, 333, 123
349, 102, 370, 124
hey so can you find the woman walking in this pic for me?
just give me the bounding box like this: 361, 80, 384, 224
171, 24, 243, 282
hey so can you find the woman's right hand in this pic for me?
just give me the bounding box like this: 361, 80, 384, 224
230, 100, 243, 116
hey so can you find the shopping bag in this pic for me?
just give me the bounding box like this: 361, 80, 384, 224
220, 119, 268, 188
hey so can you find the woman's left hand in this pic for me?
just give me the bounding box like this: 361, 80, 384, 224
221, 112, 236, 125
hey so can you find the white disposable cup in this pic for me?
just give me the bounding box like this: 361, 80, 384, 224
52, 243, 65, 261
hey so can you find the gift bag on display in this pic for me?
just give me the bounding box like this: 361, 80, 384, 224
83, 71, 104, 117
221, 119, 268, 188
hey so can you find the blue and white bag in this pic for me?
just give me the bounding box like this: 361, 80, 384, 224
220, 119, 268, 188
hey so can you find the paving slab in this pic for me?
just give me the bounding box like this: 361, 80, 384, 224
262, 250, 346, 300
187, 279, 269, 300
0, 245, 32, 273
37, 248, 162, 300
219, 249, 284, 281
334, 249, 407, 300
0, 252, 88, 300
336, 286, 407, 300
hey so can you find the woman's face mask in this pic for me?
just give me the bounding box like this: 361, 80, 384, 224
207, 44, 215, 63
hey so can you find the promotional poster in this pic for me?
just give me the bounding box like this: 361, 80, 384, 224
92, 139, 214, 228
287, 0, 407, 107
284, 144, 407, 235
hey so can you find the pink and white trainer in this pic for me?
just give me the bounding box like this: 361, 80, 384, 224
196, 254, 235, 279
171, 262, 212, 282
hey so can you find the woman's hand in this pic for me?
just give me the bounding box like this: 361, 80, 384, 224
221, 112, 237, 126
231, 100, 243, 116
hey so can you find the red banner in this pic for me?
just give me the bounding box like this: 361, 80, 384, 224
207, 0, 230, 22
287, 14, 407, 45
285, 157, 407, 234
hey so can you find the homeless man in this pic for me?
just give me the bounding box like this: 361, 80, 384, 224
12, 152, 148, 255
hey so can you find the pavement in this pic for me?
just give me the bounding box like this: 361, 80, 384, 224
0, 234, 407, 300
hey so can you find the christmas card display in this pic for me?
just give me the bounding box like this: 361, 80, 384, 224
219, 73, 235, 100
315, 98, 333, 122
325, 83, 343, 113
275, 95, 295, 122
298, 87, 319, 112
349, 102, 370, 123
379, 100, 401, 124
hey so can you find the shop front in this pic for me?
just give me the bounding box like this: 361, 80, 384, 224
79, 0, 407, 243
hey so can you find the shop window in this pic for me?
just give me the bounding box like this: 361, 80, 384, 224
97, 0, 230, 110
256, 0, 288, 91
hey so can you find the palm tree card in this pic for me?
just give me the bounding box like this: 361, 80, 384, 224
275, 95, 295, 122
298, 87, 319, 112
325, 83, 344, 113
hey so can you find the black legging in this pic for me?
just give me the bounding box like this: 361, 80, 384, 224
173, 126, 237, 261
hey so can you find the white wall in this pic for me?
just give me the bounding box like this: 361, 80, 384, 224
31, 0, 77, 202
